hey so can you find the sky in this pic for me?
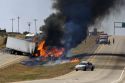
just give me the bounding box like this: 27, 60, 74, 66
90, 5, 125, 35
0, 0, 125, 35
0, 0, 53, 33
100, 6, 125, 35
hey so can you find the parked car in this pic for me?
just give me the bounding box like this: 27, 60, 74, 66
75, 61, 95, 71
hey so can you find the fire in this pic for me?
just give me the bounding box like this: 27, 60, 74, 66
36, 40, 65, 58
50, 48, 65, 57
37, 40, 48, 57
70, 58, 80, 63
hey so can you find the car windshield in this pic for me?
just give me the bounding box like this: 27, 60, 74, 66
79, 63, 87, 65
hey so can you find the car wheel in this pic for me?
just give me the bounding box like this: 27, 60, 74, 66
91, 67, 94, 71
76, 69, 78, 71
83, 67, 86, 71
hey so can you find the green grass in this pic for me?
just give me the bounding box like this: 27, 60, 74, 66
0, 63, 78, 83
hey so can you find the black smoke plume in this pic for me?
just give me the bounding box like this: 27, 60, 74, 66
41, 0, 123, 51
40, 13, 65, 47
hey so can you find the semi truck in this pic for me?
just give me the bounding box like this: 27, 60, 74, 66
6, 37, 36, 55
96, 33, 110, 44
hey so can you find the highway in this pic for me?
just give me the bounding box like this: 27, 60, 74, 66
15, 36, 125, 83
0, 53, 27, 69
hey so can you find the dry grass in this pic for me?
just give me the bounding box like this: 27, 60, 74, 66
71, 36, 97, 55
15, 34, 26, 39
0, 62, 78, 83
7, 33, 26, 39
0, 36, 6, 48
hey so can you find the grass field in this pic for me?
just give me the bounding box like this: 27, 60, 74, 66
71, 35, 98, 55
0, 35, 98, 83
0, 63, 78, 83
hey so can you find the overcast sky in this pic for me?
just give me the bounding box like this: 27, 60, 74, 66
0, 0, 53, 33
102, 6, 125, 35
90, 5, 125, 35
0, 0, 125, 35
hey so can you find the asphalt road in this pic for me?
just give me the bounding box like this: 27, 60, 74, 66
15, 36, 125, 83
0, 52, 27, 69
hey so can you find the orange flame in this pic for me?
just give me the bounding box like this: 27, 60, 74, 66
70, 58, 80, 63
37, 40, 48, 57
36, 40, 65, 58
50, 48, 65, 57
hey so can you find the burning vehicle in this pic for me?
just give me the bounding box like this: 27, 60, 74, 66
6, 35, 65, 60
5, 35, 68, 66
5, 35, 79, 66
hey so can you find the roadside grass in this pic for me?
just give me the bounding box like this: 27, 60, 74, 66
71, 36, 98, 55
7, 33, 26, 39
0, 62, 78, 83
0, 36, 6, 48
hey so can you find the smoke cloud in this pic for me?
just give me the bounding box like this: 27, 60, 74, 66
41, 0, 124, 51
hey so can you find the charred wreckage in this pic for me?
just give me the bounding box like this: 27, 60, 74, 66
6, 34, 65, 60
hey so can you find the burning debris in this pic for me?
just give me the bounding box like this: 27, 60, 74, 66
37, 40, 47, 57
35, 38, 65, 59
70, 58, 80, 63
38, 0, 124, 58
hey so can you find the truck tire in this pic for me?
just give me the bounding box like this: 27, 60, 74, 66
83, 67, 87, 71
10, 50, 14, 54
76, 69, 78, 71
14, 51, 18, 55
91, 67, 94, 71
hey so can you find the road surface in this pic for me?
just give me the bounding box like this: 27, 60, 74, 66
15, 36, 125, 83
0, 52, 27, 69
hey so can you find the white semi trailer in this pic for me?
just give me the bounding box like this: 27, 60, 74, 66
6, 37, 36, 55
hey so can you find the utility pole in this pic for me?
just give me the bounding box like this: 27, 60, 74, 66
17, 16, 20, 33
28, 22, 31, 33
34, 19, 38, 34
10, 18, 15, 32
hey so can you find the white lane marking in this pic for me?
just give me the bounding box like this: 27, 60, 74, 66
111, 37, 125, 83
87, 45, 103, 62
111, 67, 125, 83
